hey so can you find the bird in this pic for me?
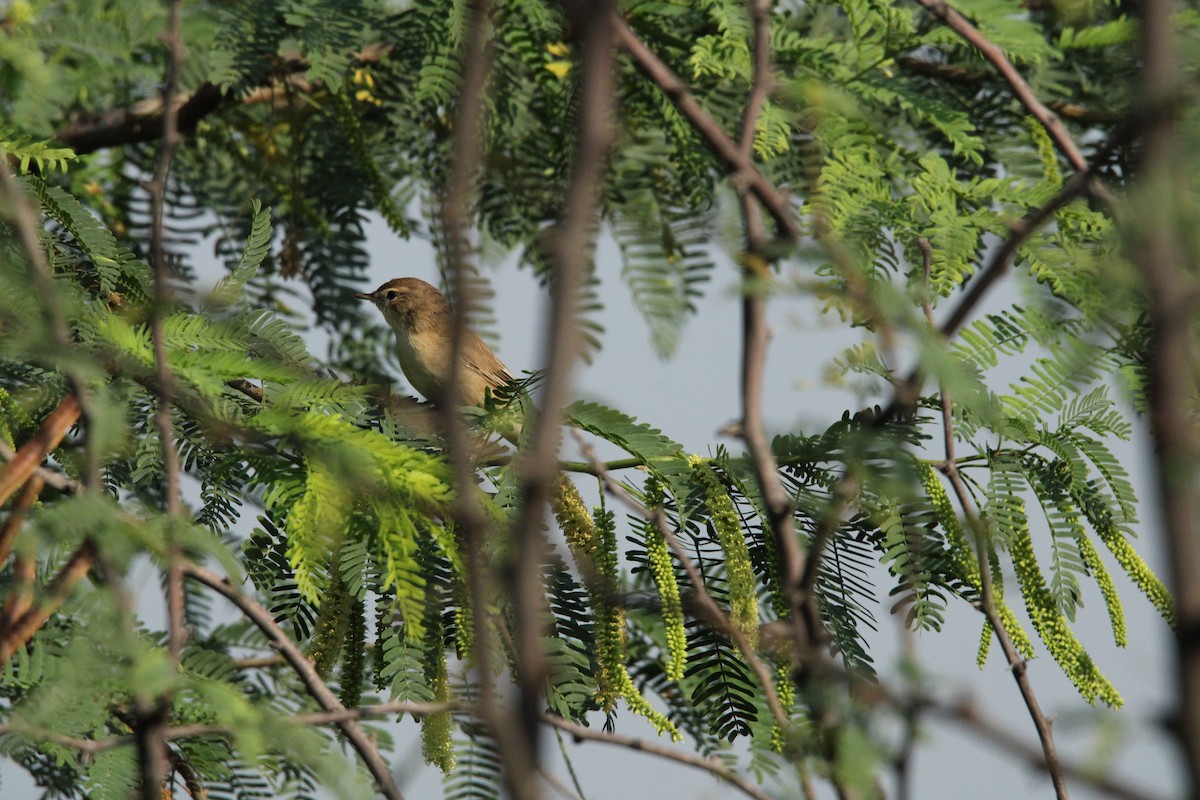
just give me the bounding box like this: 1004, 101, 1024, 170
356, 277, 516, 412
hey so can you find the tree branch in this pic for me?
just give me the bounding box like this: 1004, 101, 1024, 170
911, 0, 1115, 207
1125, 0, 1200, 795
0, 539, 97, 662
920, 237, 1069, 800
541, 713, 776, 800
612, 13, 799, 242
0, 395, 80, 507
182, 563, 405, 800
438, 1, 529, 797
147, 0, 187, 664
55, 83, 225, 156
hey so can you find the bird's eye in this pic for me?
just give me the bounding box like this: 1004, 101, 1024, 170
384, 289, 399, 301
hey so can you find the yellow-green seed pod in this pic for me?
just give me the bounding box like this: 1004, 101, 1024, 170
643, 476, 687, 683
694, 463, 759, 650
920, 463, 1034, 663
552, 475, 598, 559
308, 565, 351, 678
1010, 513, 1122, 707
1090, 509, 1175, 628
1077, 533, 1126, 647
421, 619, 456, 773
340, 599, 367, 708
976, 618, 992, 668
452, 577, 474, 662
770, 661, 796, 754
618, 667, 681, 741
918, 463, 979, 586
592, 507, 626, 712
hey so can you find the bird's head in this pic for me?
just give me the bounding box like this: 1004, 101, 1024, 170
356, 277, 448, 332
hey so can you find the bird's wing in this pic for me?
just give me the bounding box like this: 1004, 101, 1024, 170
464, 356, 514, 391
463, 332, 515, 392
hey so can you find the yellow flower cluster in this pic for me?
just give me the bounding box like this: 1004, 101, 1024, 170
917, 463, 1034, 663
642, 477, 686, 682
1010, 516, 1122, 707
352, 67, 383, 107
422, 618, 456, 774
694, 463, 759, 650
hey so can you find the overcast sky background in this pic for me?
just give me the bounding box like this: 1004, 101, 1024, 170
0, 209, 1181, 800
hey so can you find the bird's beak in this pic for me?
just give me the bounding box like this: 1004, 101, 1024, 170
354, 292, 375, 302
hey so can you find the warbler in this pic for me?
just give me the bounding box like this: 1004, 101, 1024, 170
356, 277, 515, 411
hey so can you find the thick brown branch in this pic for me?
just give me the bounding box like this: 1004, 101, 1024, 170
437, 1, 528, 797
55, 83, 225, 156
1127, 0, 1200, 796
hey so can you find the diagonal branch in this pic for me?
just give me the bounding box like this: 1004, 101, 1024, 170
0, 395, 80, 507
182, 563, 405, 800
612, 13, 799, 241
542, 713, 775, 800
918, 238, 1070, 800
911, 0, 1115, 208
0, 539, 97, 662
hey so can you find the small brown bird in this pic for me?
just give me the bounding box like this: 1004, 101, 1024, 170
356, 277, 515, 409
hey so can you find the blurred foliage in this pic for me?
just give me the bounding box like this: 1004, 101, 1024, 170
0, 0, 1188, 796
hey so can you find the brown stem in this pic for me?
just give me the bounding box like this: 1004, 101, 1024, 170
0, 476, 45, 631
911, 0, 1114, 208
921, 238, 1069, 799
182, 563, 405, 800
1126, 0, 1200, 796
147, 0, 188, 671
613, 14, 799, 242
0, 396, 81, 507
542, 713, 775, 800
0, 539, 97, 662
437, 0, 525, 794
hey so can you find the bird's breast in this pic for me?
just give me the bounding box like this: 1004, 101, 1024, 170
392, 328, 450, 404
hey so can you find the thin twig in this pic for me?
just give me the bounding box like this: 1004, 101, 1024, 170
147, 0, 187, 666
182, 563, 405, 800
612, 13, 799, 241
926, 697, 1163, 800
541, 713, 775, 800
437, 0, 518, 793
920, 239, 1069, 799
911, 0, 1115, 207
0, 476, 45, 633
731, 0, 813, 668
138, 4, 189, 794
